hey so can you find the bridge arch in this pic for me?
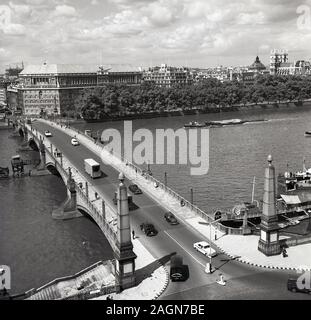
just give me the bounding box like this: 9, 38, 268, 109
45, 162, 61, 177
28, 138, 39, 151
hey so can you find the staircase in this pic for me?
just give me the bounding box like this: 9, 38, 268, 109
27, 261, 115, 300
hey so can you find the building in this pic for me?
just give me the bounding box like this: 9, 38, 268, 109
191, 66, 231, 83
0, 80, 7, 107
240, 56, 269, 85
143, 64, 192, 87
270, 49, 289, 75
14, 63, 142, 116
276, 60, 311, 76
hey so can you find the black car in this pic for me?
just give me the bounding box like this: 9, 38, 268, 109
164, 212, 179, 225
140, 223, 158, 236
129, 184, 142, 194
170, 255, 189, 282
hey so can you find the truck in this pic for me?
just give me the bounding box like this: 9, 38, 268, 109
170, 254, 189, 282
84, 158, 101, 179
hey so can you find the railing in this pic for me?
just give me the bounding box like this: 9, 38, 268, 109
63, 123, 214, 224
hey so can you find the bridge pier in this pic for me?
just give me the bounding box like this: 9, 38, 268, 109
52, 167, 82, 220
114, 172, 136, 292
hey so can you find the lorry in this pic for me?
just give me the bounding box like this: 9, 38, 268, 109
170, 254, 189, 282
84, 158, 101, 179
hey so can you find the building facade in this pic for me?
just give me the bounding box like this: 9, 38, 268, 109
276, 60, 311, 76
143, 64, 192, 87
15, 63, 142, 116
270, 49, 289, 75
0, 81, 7, 107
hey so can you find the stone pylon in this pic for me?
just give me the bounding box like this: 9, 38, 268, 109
36, 137, 47, 171
52, 167, 82, 220
114, 172, 136, 291
258, 155, 281, 256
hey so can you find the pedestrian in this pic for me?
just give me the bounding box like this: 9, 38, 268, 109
132, 229, 135, 239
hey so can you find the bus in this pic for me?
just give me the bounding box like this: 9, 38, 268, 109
84, 158, 101, 179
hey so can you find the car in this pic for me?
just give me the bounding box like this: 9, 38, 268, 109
164, 212, 179, 225
287, 277, 311, 294
44, 130, 52, 137
129, 184, 142, 194
193, 241, 217, 258
71, 138, 79, 146
140, 223, 158, 236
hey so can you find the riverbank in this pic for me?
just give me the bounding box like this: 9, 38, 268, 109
78, 99, 310, 123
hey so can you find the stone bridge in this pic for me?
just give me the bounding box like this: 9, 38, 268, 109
16, 120, 137, 292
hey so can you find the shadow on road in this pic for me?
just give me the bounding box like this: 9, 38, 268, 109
135, 252, 176, 286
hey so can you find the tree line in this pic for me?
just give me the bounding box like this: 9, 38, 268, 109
80, 75, 311, 120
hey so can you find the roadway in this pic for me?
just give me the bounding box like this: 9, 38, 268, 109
31, 121, 311, 300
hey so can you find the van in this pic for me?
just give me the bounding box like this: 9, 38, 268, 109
170, 255, 189, 282
84, 158, 101, 179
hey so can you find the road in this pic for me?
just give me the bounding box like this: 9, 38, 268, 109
31, 121, 311, 300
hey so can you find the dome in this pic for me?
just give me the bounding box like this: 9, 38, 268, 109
249, 56, 266, 71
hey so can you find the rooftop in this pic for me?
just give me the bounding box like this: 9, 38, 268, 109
20, 63, 141, 75
249, 56, 266, 71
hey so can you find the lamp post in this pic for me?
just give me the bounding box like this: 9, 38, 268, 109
205, 217, 222, 274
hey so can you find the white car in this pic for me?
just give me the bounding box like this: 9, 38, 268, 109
71, 138, 79, 146
44, 130, 52, 137
193, 241, 217, 258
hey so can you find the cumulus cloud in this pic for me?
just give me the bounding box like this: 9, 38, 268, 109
2, 23, 26, 35
54, 5, 77, 17
0, 0, 309, 69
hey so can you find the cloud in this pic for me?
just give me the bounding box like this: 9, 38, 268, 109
54, 5, 77, 17
0, 0, 309, 69
2, 23, 26, 35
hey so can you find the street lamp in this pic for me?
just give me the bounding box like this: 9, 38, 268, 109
205, 217, 222, 274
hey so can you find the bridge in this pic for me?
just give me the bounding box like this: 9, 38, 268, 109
13, 117, 259, 299
16, 119, 137, 292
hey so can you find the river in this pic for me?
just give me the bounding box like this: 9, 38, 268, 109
0, 129, 114, 294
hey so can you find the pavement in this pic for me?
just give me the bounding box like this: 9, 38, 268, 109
29, 119, 311, 300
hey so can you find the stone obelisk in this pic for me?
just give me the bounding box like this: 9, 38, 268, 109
258, 155, 281, 256
114, 172, 137, 291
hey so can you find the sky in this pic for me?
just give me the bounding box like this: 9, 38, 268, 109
0, 0, 311, 72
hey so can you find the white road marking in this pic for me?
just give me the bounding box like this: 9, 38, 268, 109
164, 230, 206, 268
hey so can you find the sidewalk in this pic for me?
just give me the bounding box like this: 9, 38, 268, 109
92, 238, 169, 300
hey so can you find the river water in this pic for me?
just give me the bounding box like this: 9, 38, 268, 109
0, 129, 114, 294
74, 104, 311, 214
2, 104, 311, 293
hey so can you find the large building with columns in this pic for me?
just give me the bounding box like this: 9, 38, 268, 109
15, 63, 142, 116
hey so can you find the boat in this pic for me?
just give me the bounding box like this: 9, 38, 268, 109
205, 118, 267, 128
305, 131, 311, 137
0, 166, 9, 179
184, 121, 206, 128
205, 119, 246, 128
